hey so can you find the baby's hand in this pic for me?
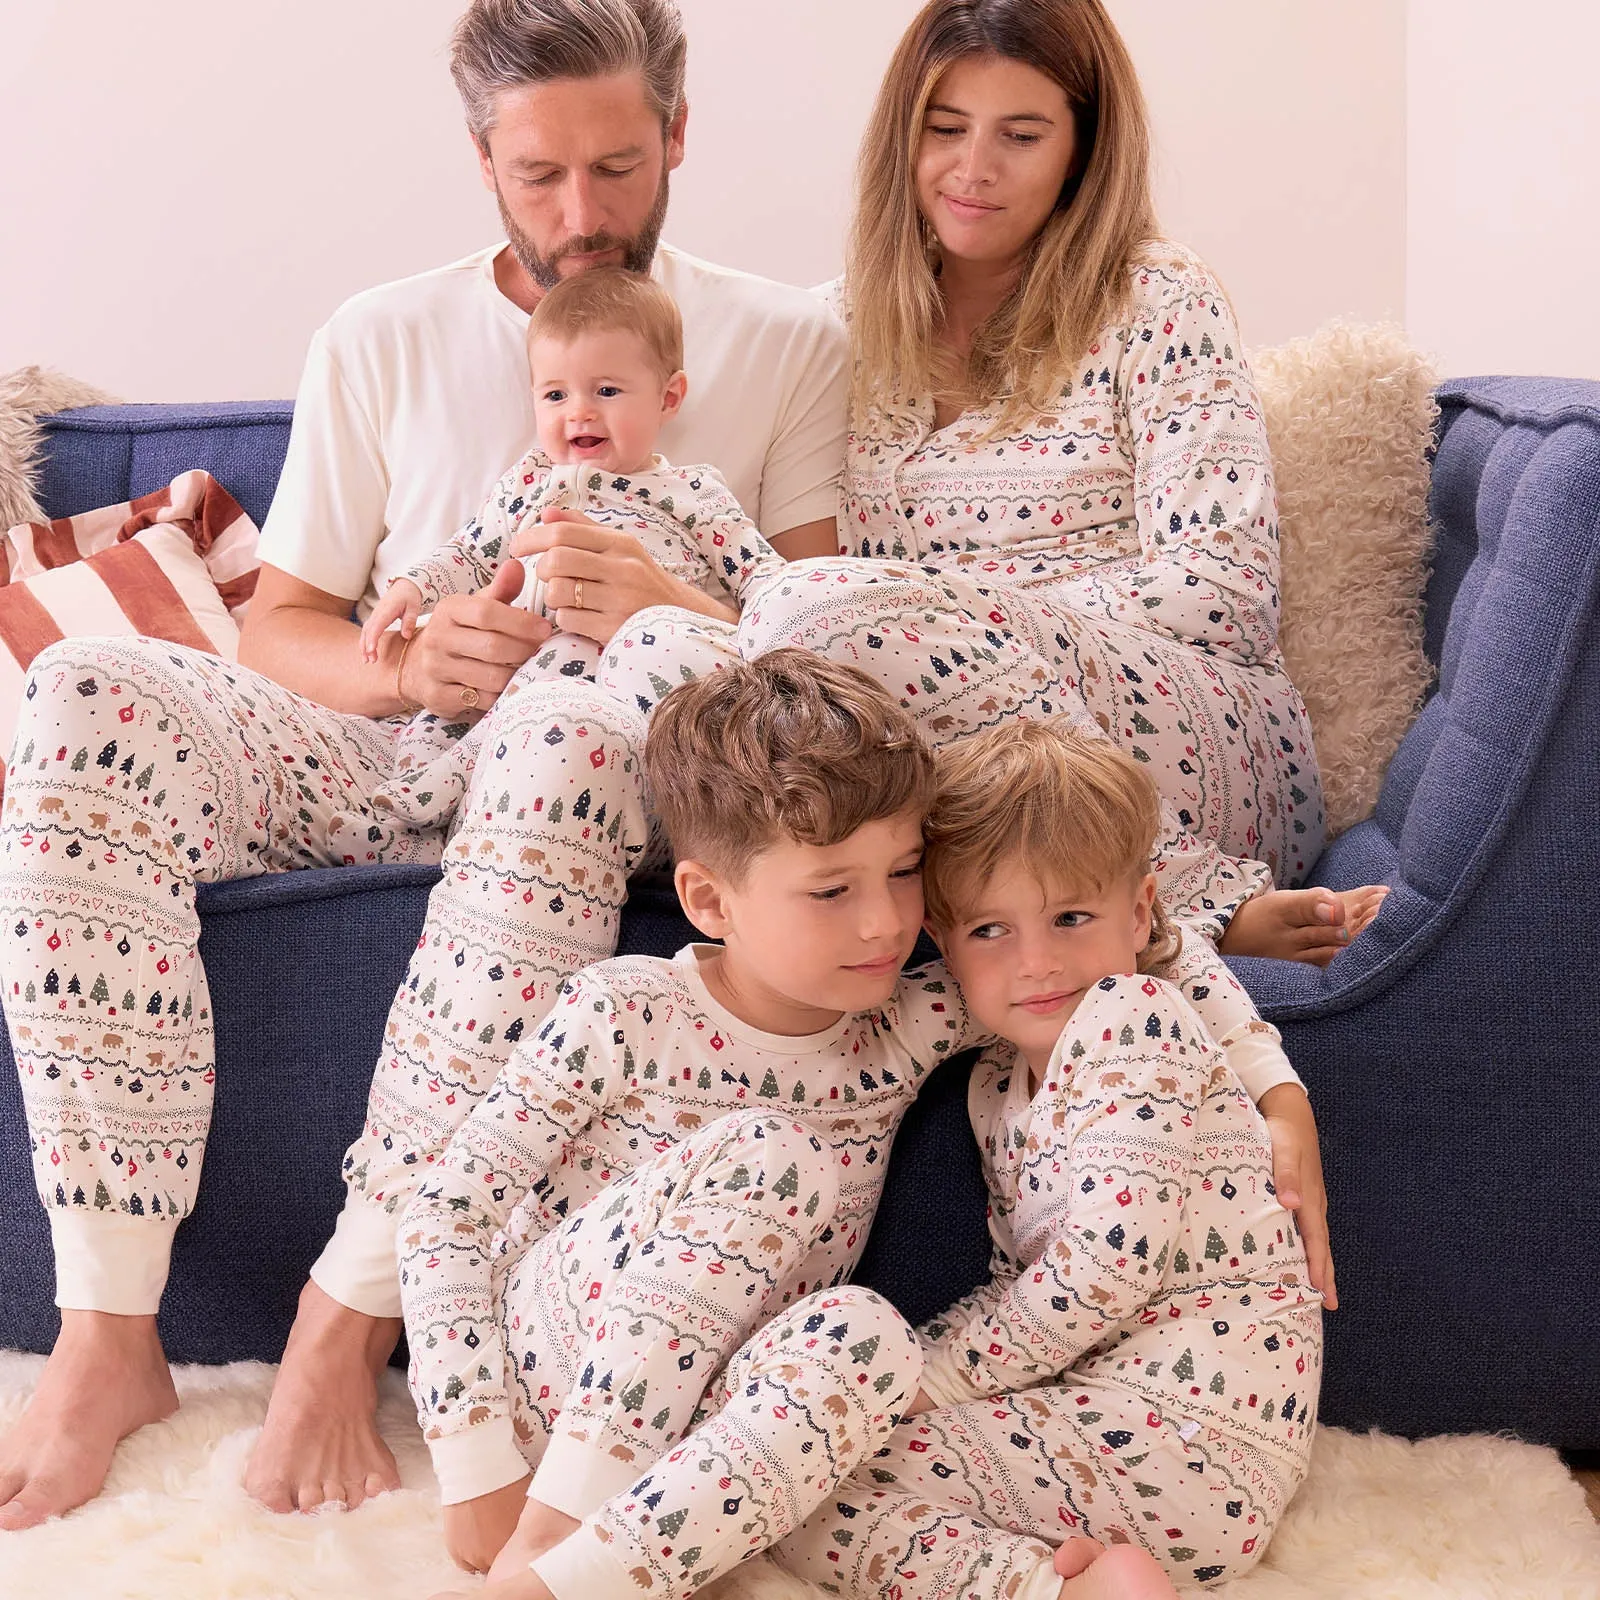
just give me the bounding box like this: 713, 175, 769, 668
360, 579, 424, 662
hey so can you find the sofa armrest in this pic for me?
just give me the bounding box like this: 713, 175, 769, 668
1234, 378, 1600, 1023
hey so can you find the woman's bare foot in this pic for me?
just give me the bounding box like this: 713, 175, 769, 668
1219, 884, 1389, 966
0, 1310, 178, 1530
1053, 1536, 1182, 1599
243, 1279, 402, 1513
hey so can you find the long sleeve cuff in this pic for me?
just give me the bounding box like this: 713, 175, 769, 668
530, 1429, 644, 1522
307, 1199, 402, 1319
1227, 1030, 1304, 1103
427, 1415, 533, 1506
50, 1210, 176, 1315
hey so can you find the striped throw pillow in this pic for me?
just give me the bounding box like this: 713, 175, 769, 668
0, 523, 240, 795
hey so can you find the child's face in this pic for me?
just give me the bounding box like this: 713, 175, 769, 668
678, 809, 927, 1028
528, 327, 685, 474
934, 857, 1157, 1071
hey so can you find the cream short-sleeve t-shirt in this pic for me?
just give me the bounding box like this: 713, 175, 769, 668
258, 243, 848, 619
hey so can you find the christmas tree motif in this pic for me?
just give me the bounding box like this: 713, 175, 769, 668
1260, 1398, 1276, 1423
97, 740, 118, 769
620, 1377, 648, 1411
122, 989, 136, 1011
1118, 1023, 1135, 1046
444, 1375, 465, 1401
1208, 501, 1227, 528
791, 1080, 806, 1103
657, 1508, 688, 1539
723, 1164, 751, 1191
849, 1335, 880, 1366
43, 970, 58, 996
650, 1406, 672, 1431
1241, 1231, 1257, 1255
70, 748, 87, 772
1204, 1227, 1227, 1263
419, 979, 437, 1007
1173, 1247, 1191, 1274
94, 1180, 112, 1209
23, 982, 35, 1004
548, 798, 564, 824
478, 1023, 496, 1045
67, 975, 81, 997
1210, 1371, 1226, 1395
181, 995, 192, 1021
134, 763, 154, 790
1172, 1348, 1196, 1383
759, 1069, 780, 1099
772, 1163, 800, 1201
697, 1065, 711, 1090
146, 991, 163, 1015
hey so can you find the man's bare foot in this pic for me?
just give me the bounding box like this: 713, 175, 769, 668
0, 1310, 177, 1530
1053, 1536, 1182, 1599
1220, 884, 1389, 967
244, 1279, 402, 1513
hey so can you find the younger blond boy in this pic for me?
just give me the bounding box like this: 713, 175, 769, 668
771, 722, 1323, 1600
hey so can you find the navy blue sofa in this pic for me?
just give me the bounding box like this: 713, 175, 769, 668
4, 380, 1598, 1450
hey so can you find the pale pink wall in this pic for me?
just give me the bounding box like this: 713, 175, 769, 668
1407, 0, 1600, 379
1, 0, 1409, 403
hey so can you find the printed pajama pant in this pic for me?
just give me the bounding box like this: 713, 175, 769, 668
775, 1379, 1299, 1598
475, 1113, 921, 1600
0, 611, 736, 1315
735, 560, 1308, 937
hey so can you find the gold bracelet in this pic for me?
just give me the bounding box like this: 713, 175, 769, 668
394, 632, 424, 715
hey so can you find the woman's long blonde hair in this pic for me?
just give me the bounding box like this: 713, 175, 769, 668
849, 0, 1158, 434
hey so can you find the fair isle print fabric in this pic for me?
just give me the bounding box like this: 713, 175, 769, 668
775, 974, 1321, 1595
0, 607, 741, 1314
835, 243, 1323, 884
399, 452, 785, 683
398, 948, 969, 1500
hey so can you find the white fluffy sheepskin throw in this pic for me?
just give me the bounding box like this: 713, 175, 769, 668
1253, 324, 1440, 841
1, 1355, 1598, 1599
0, 365, 118, 531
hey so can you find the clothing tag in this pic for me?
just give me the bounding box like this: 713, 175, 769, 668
1177, 1419, 1202, 1442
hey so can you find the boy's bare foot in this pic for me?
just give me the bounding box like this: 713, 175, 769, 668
425, 1499, 576, 1600
0, 1310, 178, 1530
1054, 1536, 1182, 1599
1219, 884, 1389, 966
486, 1497, 578, 1584
244, 1279, 402, 1512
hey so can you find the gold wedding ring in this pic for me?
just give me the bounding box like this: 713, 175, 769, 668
574, 579, 585, 610
459, 685, 480, 709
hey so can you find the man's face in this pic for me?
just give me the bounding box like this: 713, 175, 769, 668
477, 71, 685, 293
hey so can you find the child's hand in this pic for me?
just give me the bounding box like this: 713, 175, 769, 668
441, 1473, 533, 1574
360, 579, 425, 663
1258, 1083, 1338, 1310
1219, 885, 1389, 967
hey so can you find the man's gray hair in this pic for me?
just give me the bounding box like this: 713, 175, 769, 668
450, 0, 688, 147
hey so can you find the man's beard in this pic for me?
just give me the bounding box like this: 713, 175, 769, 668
496, 167, 670, 291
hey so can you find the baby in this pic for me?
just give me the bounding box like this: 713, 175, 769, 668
773, 720, 1324, 1598
360, 265, 781, 684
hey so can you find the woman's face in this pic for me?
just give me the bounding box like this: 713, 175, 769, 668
915, 53, 1079, 273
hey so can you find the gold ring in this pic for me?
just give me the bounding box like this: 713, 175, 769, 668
574, 579, 585, 610
459, 685, 480, 708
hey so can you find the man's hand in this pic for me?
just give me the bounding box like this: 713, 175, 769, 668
442, 1474, 534, 1574
1258, 1083, 1338, 1309
1220, 885, 1389, 967
401, 561, 551, 721
514, 508, 735, 644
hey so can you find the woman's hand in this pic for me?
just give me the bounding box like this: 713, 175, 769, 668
399, 561, 550, 721
441, 1473, 534, 1573
513, 507, 736, 645
1219, 885, 1389, 967
1257, 1083, 1338, 1310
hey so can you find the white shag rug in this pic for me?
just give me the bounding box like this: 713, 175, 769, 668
1, 1353, 1597, 1600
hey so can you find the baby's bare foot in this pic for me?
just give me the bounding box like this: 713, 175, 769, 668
0, 1310, 177, 1529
